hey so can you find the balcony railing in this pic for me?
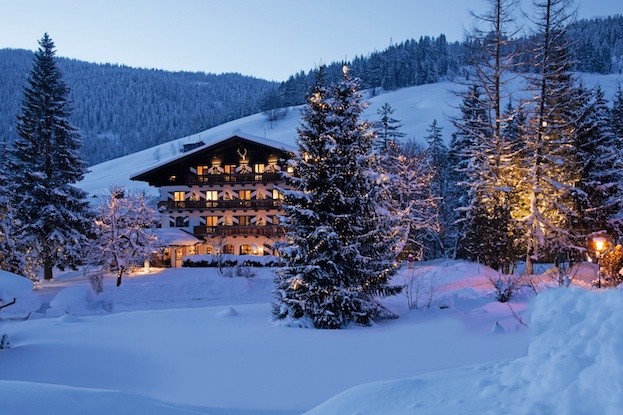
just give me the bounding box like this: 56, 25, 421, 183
183, 172, 282, 185
159, 199, 282, 210
194, 225, 285, 238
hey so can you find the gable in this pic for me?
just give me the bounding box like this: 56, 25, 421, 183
130, 134, 293, 186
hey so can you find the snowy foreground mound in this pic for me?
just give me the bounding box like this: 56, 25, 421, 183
305, 288, 623, 415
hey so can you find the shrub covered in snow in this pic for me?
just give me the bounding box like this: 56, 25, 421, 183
598, 244, 623, 286
182, 254, 282, 268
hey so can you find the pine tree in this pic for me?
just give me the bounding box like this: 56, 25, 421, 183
453, 0, 521, 272
374, 102, 405, 152
518, 0, 580, 274
612, 84, 623, 142
93, 187, 160, 287
571, 85, 623, 245
423, 119, 449, 258
7, 33, 92, 280
273, 67, 402, 329
0, 146, 22, 275
448, 84, 490, 261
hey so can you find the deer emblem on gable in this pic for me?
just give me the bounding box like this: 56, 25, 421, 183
237, 146, 248, 161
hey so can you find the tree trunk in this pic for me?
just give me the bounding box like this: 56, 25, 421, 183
525, 252, 533, 276
116, 274, 122, 287
43, 262, 53, 280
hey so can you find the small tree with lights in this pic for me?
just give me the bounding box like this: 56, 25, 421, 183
93, 186, 160, 287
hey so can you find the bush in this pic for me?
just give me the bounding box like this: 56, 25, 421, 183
222, 264, 257, 279
599, 245, 623, 287
182, 254, 282, 268
0, 334, 10, 349
489, 274, 523, 303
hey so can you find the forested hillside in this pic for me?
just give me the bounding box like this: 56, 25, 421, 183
0, 15, 620, 165
274, 15, 623, 107
0, 49, 276, 164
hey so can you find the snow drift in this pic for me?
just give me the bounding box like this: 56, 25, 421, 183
303, 288, 623, 415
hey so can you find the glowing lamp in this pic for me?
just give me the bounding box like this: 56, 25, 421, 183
593, 236, 607, 253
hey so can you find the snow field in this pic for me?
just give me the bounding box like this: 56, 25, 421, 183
303, 287, 623, 415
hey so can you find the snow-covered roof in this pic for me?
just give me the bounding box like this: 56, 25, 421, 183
153, 228, 202, 246
130, 130, 296, 180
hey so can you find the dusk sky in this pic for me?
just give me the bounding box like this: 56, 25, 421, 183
0, 0, 621, 81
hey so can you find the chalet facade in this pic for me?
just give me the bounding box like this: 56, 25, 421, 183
131, 132, 294, 266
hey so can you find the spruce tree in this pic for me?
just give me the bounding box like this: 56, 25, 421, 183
0, 146, 22, 275
453, 0, 521, 272
7, 33, 92, 280
612, 84, 623, 142
448, 84, 489, 261
374, 102, 405, 152
571, 86, 623, 245
518, 0, 580, 274
423, 119, 449, 258
273, 67, 402, 329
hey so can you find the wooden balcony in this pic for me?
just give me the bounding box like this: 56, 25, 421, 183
159, 199, 282, 211
193, 225, 285, 238
183, 172, 282, 185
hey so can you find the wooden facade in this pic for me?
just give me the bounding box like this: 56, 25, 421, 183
131, 133, 293, 266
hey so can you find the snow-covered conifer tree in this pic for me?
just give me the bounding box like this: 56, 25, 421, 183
0, 150, 22, 275
7, 33, 93, 280
452, 0, 521, 272
518, 0, 580, 274
423, 119, 449, 258
273, 67, 402, 329
612, 84, 623, 142
570, 85, 623, 244
93, 187, 160, 287
374, 102, 405, 152
448, 84, 489, 260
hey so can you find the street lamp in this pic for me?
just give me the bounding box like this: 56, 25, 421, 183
593, 236, 608, 288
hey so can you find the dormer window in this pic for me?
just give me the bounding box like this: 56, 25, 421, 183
254, 163, 265, 174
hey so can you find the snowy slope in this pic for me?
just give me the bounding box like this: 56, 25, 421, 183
79, 72, 623, 197
79, 80, 460, 197
303, 288, 623, 415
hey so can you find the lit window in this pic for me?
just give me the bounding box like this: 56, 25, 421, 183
239, 190, 251, 200
237, 216, 251, 226
206, 191, 218, 201
173, 191, 185, 202
205, 246, 214, 255
223, 244, 235, 254
272, 189, 282, 200
254, 163, 265, 173
240, 244, 252, 255
206, 216, 218, 227
197, 165, 209, 176
224, 164, 237, 174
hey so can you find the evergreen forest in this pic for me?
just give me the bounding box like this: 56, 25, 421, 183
0, 15, 621, 166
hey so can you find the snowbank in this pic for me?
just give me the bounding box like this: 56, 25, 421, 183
0, 270, 40, 317
303, 288, 623, 415
0, 380, 208, 415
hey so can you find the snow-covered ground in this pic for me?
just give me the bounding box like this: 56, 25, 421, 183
2, 73, 621, 413
1, 260, 620, 414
